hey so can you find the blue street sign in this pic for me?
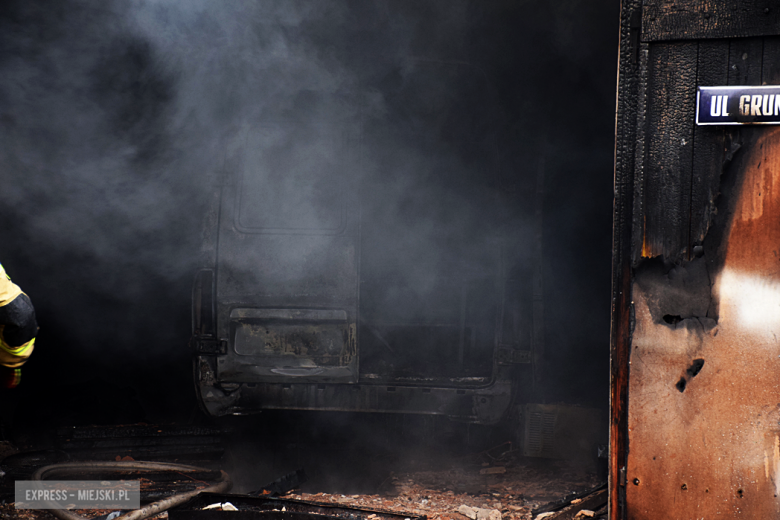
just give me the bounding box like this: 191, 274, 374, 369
697, 86, 780, 125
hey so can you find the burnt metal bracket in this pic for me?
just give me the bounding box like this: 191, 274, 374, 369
497, 346, 532, 364
192, 337, 228, 355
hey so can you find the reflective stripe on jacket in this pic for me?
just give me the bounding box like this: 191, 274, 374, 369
0, 337, 33, 368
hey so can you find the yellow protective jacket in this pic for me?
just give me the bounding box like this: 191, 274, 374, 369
0, 264, 36, 368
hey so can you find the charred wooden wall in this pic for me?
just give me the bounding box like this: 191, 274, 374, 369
613, 1, 780, 518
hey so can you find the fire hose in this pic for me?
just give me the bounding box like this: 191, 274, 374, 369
32, 461, 232, 520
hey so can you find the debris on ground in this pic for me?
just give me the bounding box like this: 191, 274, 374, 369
280, 458, 602, 520
249, 469, 307, 497
202, 502, 239, 511
478, 467, 506, 476
529, 487, 606, 520
458, 505, 502, 520
0, 433, 604, 520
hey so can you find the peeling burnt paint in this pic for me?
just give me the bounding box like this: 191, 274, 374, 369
634, 256, 716, 326
626, 128, 780, 518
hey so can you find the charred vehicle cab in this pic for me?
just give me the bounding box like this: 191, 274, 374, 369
191, 57, 536, 424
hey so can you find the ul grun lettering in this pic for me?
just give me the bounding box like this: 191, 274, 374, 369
739, 94, 780, 116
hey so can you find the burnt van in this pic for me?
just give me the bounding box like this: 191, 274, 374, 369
190, 57, 537, 424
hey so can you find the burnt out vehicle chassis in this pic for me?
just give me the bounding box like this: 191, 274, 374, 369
194, 353, 515, 424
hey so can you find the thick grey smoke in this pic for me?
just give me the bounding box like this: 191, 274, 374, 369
0, 0, 618, 423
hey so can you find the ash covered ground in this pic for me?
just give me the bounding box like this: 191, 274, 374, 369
0, 412, 606, 520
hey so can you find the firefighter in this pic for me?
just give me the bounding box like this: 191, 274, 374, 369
0, 263, 37, 388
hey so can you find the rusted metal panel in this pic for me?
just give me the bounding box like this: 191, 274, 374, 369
614, 3, 780, 519
642, 0, 780, 42
626, 128, 780, 518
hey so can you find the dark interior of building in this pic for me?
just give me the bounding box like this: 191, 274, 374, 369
0, 1, 618, 519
